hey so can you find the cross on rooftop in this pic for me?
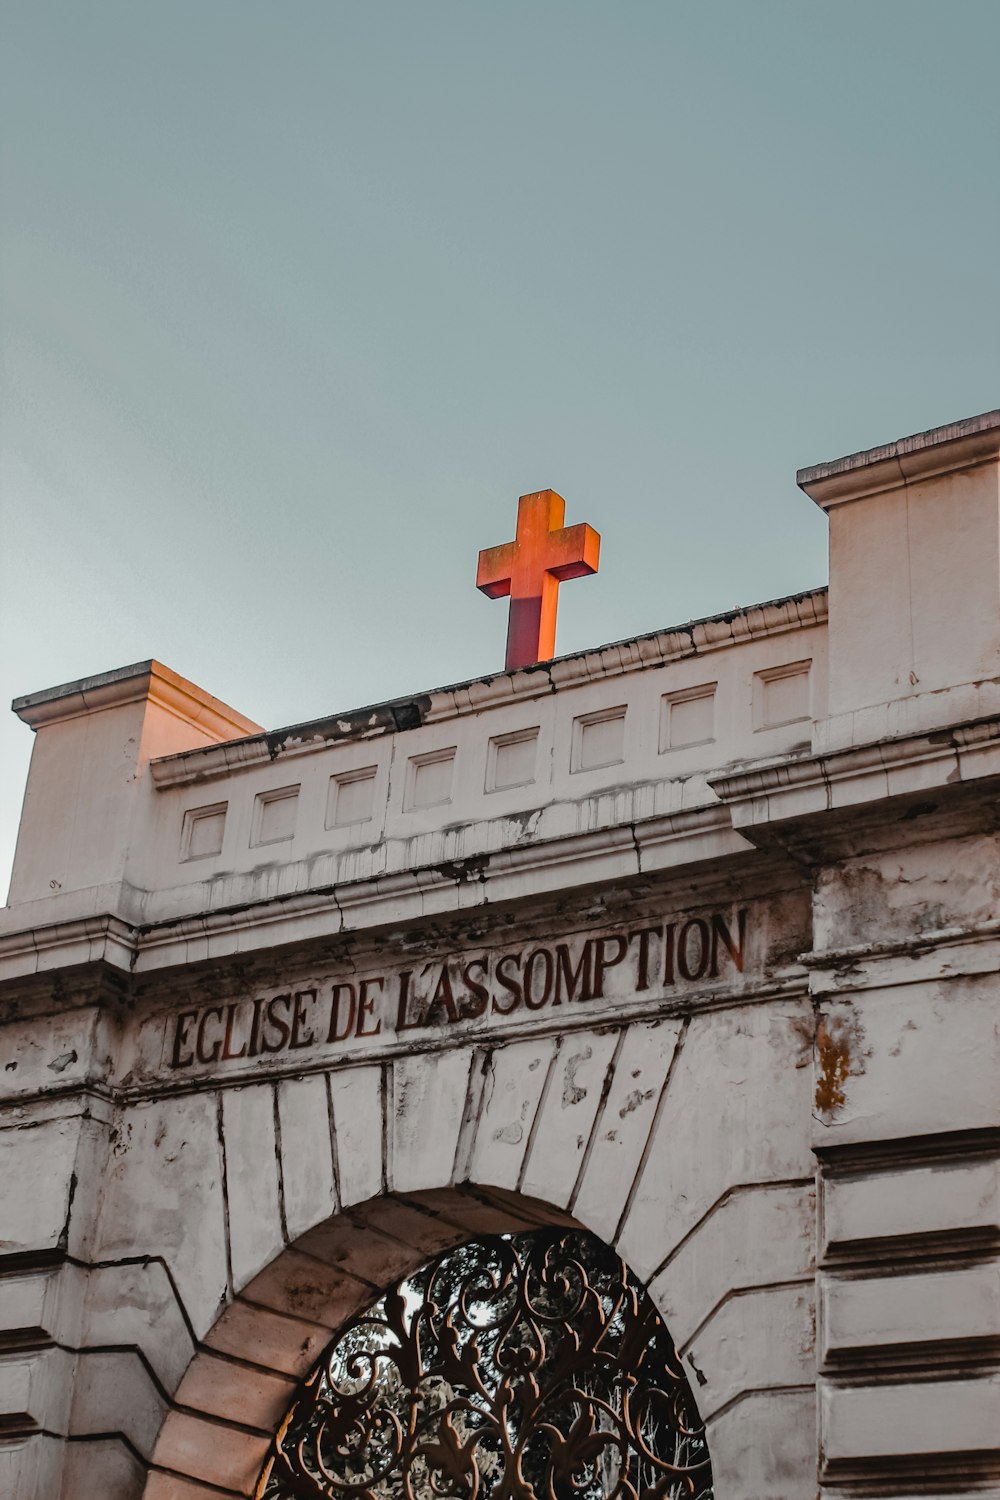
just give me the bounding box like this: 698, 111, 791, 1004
477, 490, 601, 672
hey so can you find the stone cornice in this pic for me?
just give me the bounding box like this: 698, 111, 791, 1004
0, 803, 752, 984
148, 589, 828, 789
0, 912, 139, 978
12, 659, 262, 738
797, 408, 1000, 510
802, 917, 1000, 973
710, 713, 1000, 829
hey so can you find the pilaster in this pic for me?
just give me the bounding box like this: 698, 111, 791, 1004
7, 660, 259, 917
712, 746, 1000, 1496
799, 409, 1000, 751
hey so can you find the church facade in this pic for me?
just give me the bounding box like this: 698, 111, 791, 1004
1, 410, 998, 1500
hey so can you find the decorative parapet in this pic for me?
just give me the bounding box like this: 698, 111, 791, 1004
1, 590, 828, 977
148, 589, 828, 789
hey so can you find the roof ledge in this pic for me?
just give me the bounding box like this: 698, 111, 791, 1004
13, 659, 262, 738
797, 408, 1000, 510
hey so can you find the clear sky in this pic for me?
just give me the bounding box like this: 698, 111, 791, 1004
2, 0, 999, 897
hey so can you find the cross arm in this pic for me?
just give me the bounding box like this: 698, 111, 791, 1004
476, 542, 516, 599
547, 523, 601, 581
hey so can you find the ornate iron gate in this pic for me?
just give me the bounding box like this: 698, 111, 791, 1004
256, 1227, 713, 1500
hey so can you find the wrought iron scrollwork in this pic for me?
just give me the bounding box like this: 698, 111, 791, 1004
256, 1227, 712, 1500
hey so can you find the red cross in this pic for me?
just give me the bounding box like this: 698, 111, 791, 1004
477, 490, 601, 672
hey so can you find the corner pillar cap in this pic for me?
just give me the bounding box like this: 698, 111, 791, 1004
797, 409, 1000, 511
12, 659, 262, 738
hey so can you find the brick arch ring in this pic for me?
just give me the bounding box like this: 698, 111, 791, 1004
141, 1183, 745, 1500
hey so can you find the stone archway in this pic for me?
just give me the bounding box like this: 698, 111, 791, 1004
143, 1184, 722, 1500
81, 991, 817, 1500
138, 1167, 811, 1500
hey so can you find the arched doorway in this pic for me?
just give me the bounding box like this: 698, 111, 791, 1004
255, 1224, 712, 1500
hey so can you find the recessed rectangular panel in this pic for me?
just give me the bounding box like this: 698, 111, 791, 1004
660, 685, 716, 751
755, 661, 811, 729
487, 729, 538, 792
252, 786, 300, 845
180, 802, 227, 861
572, 707, 626, 773
327, 767, 377, 828
405, 749, 456, 811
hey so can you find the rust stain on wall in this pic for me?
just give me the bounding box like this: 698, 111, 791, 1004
815, 1014, 853, 1113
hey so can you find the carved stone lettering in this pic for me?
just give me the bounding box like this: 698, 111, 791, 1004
163, 905, 750, 1073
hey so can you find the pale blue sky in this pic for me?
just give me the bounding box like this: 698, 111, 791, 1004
2, 0, 999, 894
